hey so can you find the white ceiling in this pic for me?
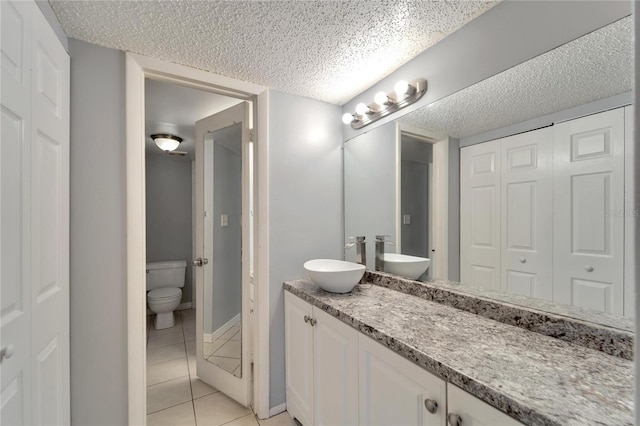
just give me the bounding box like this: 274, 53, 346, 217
399, 16, 633, 139
145, 79, 241, 158
49, 0, 498, 105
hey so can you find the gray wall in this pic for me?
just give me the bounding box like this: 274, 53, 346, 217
145, 155, 194, 304
69, 39, 128, 425
344, 122, 397, 267
211, 141, 242, 331
268, 90, 343, 408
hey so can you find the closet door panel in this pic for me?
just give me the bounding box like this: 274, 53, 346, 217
553, 109, 624, 315
500, 128, 553, 300
460, 141, 500, 289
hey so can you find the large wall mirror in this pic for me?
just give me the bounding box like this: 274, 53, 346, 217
344, 16, 634, 327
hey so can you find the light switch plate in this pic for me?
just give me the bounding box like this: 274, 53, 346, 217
403, 214, 411, 225
221, 214, 229, 227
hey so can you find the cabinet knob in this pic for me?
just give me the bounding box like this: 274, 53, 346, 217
309, 318, 317, 326
585, 265, 594, 272
304, 315, 310, 323
447, 413, 463, 426
424, 398, 438, 414
519, 257, 526, 263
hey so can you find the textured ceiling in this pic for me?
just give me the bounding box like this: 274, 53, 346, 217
399, 17, 633, 139
50, 0, 498, 105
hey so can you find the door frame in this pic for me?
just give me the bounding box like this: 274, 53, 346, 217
125, 53, 270, 424
396, 123, 449, 279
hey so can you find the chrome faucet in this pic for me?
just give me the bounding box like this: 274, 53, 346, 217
345, 236, 367, 266
375, 235, 395, 272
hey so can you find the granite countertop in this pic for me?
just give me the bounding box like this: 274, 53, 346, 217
284, 279, 634, 426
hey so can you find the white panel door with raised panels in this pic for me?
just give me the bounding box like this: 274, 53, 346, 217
1, 1, 33, 424
500, 128, 553, 300
1, 1, 70, 424
460, 140, 501, 289
553, 108, 625, 314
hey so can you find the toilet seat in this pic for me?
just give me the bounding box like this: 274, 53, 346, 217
148, 287, 181, 300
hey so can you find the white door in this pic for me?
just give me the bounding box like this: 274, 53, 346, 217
313, 308, 358, 426
359, 334, 446, 426
1, 1, 70, 424
284, 292, 314, 426
460, 140, 501, 289
552, 108, 625, 314
194, 102, 252, 405
447, 385, 523, 426
500, 128, 553, 300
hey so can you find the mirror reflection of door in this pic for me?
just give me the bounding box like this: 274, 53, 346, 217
400, 133, 434, 279
203, 123, 243, 377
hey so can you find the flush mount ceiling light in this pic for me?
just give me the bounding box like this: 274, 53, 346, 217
151, 134, 183, 152
342, 78, 427, 129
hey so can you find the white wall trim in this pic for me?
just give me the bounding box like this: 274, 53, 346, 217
126, 53, 270, 425
204, 313, 241, 343
269, 403, 287, 417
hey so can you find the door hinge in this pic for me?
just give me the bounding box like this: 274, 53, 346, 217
248, 128, 254, 142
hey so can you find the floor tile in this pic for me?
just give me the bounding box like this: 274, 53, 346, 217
147, 357, 189, 386
147, 376, 192, 414
147, 401, 196, 426
257, 412, 297, 426
204, 339, 227, 357
185, 340, 196, 357
214, 340, 241, 358
187, 354, 197, 373
147, 342, 186, 366
190, 375, 219, 399
207, 356, 241, 373
183, 322, 196, 342
181, 309, 196, 323
148, 324, 185, 349
223, 413, 259, 426
194, 392, 251, 426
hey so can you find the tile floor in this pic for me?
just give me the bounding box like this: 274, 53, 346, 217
147, 309, 296, 426
203, 319, 242, 377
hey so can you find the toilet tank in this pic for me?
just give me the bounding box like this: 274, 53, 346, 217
146, 260, 187, 291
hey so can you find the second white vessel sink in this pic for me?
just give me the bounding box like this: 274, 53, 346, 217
304, 259, 365, 293
383, 253, 431, 280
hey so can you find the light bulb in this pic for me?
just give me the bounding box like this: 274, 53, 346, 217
355, 103, 370, 116
374, 91, 389, 106
342, 113, 355, 125
394, 80, 409, 98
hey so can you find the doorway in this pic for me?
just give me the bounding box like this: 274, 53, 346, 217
126, 53, 271, 424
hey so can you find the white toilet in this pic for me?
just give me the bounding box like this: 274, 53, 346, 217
146, 260, 187, 330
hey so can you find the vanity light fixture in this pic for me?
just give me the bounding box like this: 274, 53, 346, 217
343, 78, 427, 129
151, 134, 183, 152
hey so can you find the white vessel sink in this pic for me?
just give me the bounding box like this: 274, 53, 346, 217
303, 259, 365, 293
383, 253, 431, 280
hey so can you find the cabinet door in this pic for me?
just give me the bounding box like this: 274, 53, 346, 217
460, 140, 501, 289
552, 108, 625, 314
313, 308, 358, 426
285, 292, 314, 426
359, 334, 446, 426
447, 384, 523, 426
500, 128, 553, 300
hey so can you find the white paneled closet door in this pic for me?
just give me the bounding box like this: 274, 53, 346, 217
1, 1, 70, 424
500, 128, 553, 300
552, 109, 625, 315
460, 140, 501, 289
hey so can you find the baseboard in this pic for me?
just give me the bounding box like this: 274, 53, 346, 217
203, 313, 240, 343
269, 403, 287, 417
